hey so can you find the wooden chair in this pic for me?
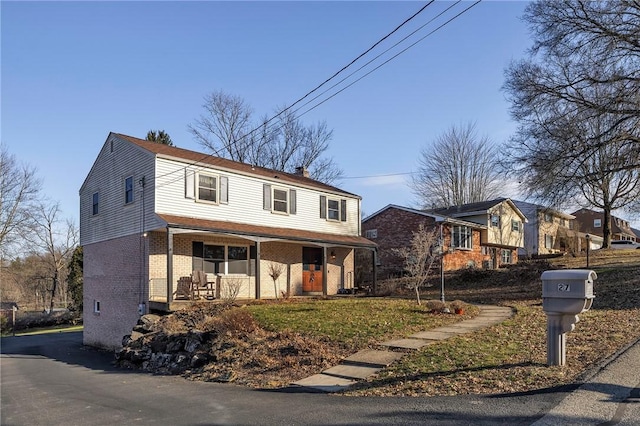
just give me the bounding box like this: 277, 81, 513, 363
192, 270, 214, 299
173, 276, 193, 300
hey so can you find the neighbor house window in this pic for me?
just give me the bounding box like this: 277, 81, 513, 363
92, 192, 99, 215
452, 226, 472, 249
501, 249, 512, 264
125, 176, 134, 204
197, 173, 218, 203
490, 214, 500, 227
365, 229, 378, 239
569, 220, 574, 230
544, 213, 553, 223
511, 219, 521, 232
545, 234, 554, 249
594, 219, 602, 227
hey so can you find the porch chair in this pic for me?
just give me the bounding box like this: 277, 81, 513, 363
192, 270, 215, 299
173, 276, 193, 300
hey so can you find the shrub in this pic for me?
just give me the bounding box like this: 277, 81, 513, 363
425, 299, 446, 312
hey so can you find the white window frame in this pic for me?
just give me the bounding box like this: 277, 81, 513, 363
196, 172, 219, 204
125, 176, 134, 204
365, 229, 378, 239
490, 214, 500, 227
202, 243, 249, 275
545, 234, 554, 249
452, 226, 472, 250
594, 219, 602, 228
544, 213, 553, 223
501, 249, 512, 264
511, 219, 521, 232
272, 186, 289, 214
326, 198, 341, 222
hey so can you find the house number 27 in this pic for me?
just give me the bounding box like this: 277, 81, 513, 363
557, 283, 570, 292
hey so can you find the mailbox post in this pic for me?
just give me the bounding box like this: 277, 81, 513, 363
541, 270, 596, 366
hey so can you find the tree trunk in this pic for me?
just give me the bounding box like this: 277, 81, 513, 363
603, 207, 612, 249
49, 271, 58, 313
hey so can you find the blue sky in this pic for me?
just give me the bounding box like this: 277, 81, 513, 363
3, 1, 636, 228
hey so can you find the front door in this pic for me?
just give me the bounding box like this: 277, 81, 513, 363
302, 247, 323, 293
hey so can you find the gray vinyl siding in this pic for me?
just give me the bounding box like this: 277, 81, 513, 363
155, 158, 361, 236
79, 134, 160, 246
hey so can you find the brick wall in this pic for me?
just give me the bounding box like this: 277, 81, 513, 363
83, 233, 147, 349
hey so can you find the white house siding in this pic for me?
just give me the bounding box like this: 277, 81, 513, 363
83, 233, 147, 349
154, 158, 361, 236
80, 134, 160, 246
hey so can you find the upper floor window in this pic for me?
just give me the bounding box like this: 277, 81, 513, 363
594, 218, 602, 228
92, 192, 99, 215
197, 173, 218, 203
544, 213, 553, 223
560, 218, 566, 227
511, 219, 521, 232
365, 229, 378, 239
320, 195, 346, 222
125, 176, 134, 204
452, 226, 472, 249
263, 184, 296, 215
490, 214, 500, 227
272, 187, 288, 213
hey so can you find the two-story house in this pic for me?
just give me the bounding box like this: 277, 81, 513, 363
513, 200, 583, 256
80, 133, 376, 349
572, 208, 637, 243
362, 205, 488, 278
430, 198, 527, 268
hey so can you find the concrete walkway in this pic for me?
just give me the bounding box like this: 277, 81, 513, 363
292, 304, 513, 392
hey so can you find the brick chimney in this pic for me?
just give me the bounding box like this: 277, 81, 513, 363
295, 166, 310, 178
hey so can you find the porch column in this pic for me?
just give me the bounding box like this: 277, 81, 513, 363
372, 248, 378, 295
322, 246, 328, 296
255, 241, 261, 299
167, 227, 174, 303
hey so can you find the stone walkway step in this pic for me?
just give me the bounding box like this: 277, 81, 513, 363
291, 304, 513, 392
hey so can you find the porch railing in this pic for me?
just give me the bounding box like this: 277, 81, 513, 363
149, 278, 168, 302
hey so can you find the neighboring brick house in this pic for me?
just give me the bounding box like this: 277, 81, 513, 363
571, 208, 637, 243
362, 205, 490, 279
513, 201, 584, 256
80, 132, 376, 349
429, 198, 527, 267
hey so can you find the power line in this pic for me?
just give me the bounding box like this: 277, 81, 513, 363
154, 1, 482, 189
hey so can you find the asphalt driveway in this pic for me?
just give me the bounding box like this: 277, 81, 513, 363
1, 332, 572, 425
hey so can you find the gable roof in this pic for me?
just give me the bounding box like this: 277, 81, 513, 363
113, 133, 358, 198
512, 200, 575, 220
363, 204, 487, 229
429, 198, 528, 222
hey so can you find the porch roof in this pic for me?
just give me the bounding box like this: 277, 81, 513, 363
156, 214, 377, 249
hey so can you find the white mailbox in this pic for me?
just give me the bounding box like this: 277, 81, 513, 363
541, 269, 597, 366
542, 269, 596, 300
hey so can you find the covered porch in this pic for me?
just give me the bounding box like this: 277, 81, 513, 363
147, 214, 377, 312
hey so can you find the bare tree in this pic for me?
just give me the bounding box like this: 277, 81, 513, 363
0, 145, 41, 259
411, 122, 501, 208
267, 262, 285, 300
392, 224, 440, 305
189, 90, 343, 184
503, 0, 640, 247
25, 202, 78, 312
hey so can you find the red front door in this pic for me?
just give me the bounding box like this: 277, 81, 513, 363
302, 247, 323, 293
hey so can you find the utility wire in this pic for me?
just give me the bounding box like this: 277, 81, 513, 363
155, 1, 482, 189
